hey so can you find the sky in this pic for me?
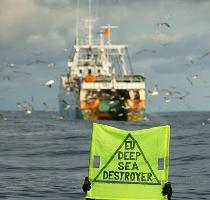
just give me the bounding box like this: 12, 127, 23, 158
0, 0, 210, 113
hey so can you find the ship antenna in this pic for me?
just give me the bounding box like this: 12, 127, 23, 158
76, 0, 80, 45
89, 0, 91, 19
88, 0, 93, 45
95, 0, 98, 24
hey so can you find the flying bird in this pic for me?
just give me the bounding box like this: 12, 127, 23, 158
26, 59, 48, 66
161, 88, 181, 96
143, 116, 150, 121
48, 63, 55, 68
43, 102, 53, 112
164, 95, 171, 103
198, 51, 210, 59
17, 100, 33, 115
148, 84, 159, 96
60, 100, 71, 110
160, 88, 181, 103
6, 63, 15, 68
192, 74, 198, 80
157, 22, 170, 28
0, 113, 7, 120
63, 48, 69, 52
45, 80, 55, 88
109, 100, 115, 105
2, 75, 11, 81
122, 104, 130, 110
135, 49, 157, 55
175, 92, 190, 100
186, 77, 193, 85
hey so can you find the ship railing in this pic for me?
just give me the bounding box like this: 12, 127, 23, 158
81, 82, 145, 90
79, 39, 101, 45
95, 75, 145, 82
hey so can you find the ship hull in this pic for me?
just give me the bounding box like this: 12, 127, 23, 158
59, 104, 145, 122
59, 83, 145, 122
81, 108, 145, 121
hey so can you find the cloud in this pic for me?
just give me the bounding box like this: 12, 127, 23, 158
33, 0, 75, 9
1, 0, 210, 112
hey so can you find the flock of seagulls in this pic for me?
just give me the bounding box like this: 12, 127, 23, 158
0, 51, 60, 117
15, 98, 57, 115
132, 19, 210, 110
17, 97, 34, 115
1, 16, 210, 120
147, 83, 192, 105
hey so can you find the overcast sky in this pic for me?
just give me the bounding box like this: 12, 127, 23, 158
1, 0, 210, 113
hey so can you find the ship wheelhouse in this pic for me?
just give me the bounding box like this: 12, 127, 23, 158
59, 18, 146, 121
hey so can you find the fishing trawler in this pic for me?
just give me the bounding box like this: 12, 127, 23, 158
59, 9, 146, 121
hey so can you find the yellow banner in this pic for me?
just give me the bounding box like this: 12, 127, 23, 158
87, 123, 170, 200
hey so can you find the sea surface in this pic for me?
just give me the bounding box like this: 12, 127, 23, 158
0, 111, 210, 200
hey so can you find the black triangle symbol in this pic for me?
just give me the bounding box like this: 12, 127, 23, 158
92, 133, 161, 185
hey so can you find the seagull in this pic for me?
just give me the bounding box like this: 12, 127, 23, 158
157, 22, 170, 28
45, 80, 55, 88
161, 88, 181, 96
13, 70, 31, 75
3, 75, 11, 81
26, 59, 48, 66
192, 74, 198, 79
148, 84, 159, 96
109, 100, 115, 105
110, 108, 117, 112
6, 63, 15, 68
175, 92, 190, 100
164, 95, 171, 103
103, 93, 110, 97
160, 43, 169, 47
55, 116, 64, 120
0, 113, 7, 120
160, 90, 172, 103
110, 95, 116, 100
60, 100, 71, 110
119, 96, 125, 100
48, 63, 55, 68
143, 116, 150, 121
185, 56, 195, 66
160, 88, 181, 103
160, 88, 181, 102
43, 102, 53, 112
135, 49, 157, 55
122, 104, 130, 110
63, 48, 69, 52
186, 77, 193, 85
198, 51, 210, 59
17, 100, 33, 115
188, 59, 194, 65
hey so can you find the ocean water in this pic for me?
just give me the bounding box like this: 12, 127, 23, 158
0, 111, 210, 200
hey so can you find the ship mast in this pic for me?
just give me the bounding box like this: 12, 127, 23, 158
69, 0, 133, 77
87, 0, 94, 46
76, 0, 80, 45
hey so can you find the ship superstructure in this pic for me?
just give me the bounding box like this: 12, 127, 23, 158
59, 14, 146, 121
